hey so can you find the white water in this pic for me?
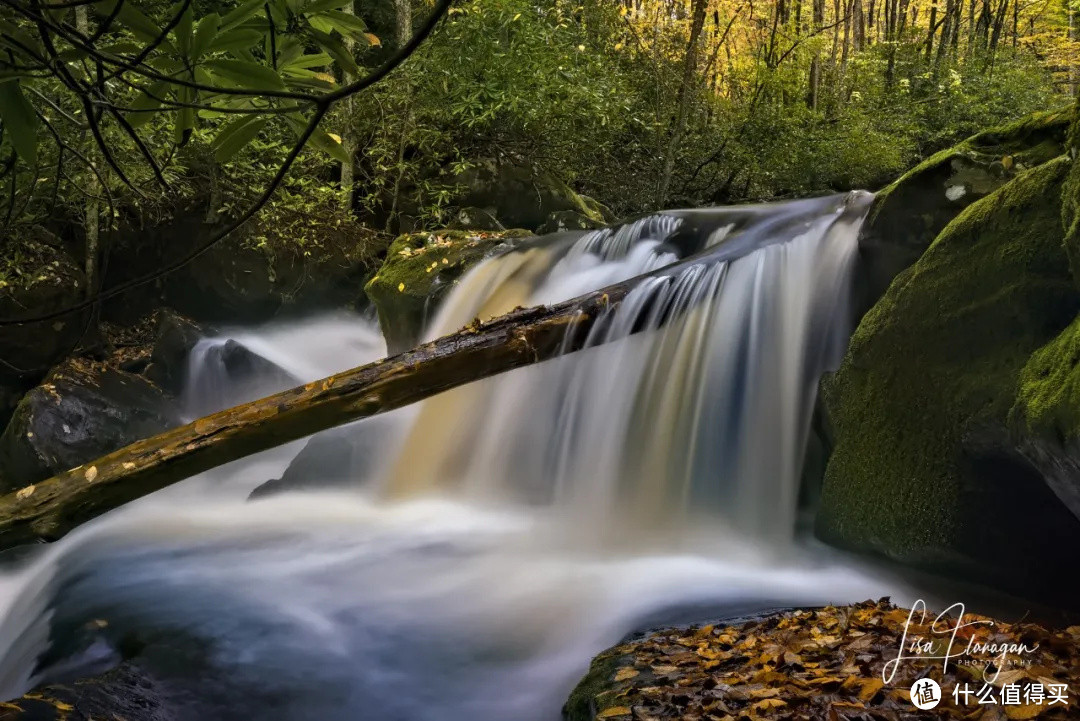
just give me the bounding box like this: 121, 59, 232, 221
0, 193, 917, 720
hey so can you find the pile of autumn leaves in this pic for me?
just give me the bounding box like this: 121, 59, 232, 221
567, 599, 1080, 720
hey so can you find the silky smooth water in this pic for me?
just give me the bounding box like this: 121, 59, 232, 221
0, 193, 917, 720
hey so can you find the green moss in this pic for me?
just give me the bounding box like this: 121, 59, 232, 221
818, 158, 1079, 573
1063, 97, 1080, 286
364, 228, 531, 351
563, 650, 629, 721
1012, 315, 1080, 441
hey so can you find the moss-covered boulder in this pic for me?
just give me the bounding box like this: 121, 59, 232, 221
1006, 100, 1080, 523
857, 107, 1073, 315
818, 158, 1080, 604
364, 228, 532, 352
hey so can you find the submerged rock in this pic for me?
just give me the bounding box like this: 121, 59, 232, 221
857, 107, 1073, 314
364, 228, 532, 352
0, 358, 179, 491
248, 423, 377, 498
818, 158, 1080, 604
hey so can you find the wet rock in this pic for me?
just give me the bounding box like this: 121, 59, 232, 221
856, 107, 1072, 316
0, 358, 180, 491
364, 228, 532, 352
819, 158, 1080, 606
249, 424, 373, 498
537, 210, 605, 235
4, 663, 173, 721
144, 310, 207, 395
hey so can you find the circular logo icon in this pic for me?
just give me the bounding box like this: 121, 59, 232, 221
910, 678, 942, 710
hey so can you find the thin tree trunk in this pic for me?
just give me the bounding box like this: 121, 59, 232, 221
339, 1, 358, 210
74, 6, 100, 298
394, 0, 412, 47
657, 0, 708, 208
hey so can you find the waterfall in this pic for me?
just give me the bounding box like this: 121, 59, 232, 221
0, 192, 914, 721
379, 192, 869, 542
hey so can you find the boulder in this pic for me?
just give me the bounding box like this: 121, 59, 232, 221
144, 310, 207, 396
249, 423, 376, 499
1007, 100, 1080, 523
856, 107, 1072, 315
364, 228, 532, 352
817, 158, 1080, 605
449, 159, 608, 231
0, 358, 180, 491
537, 210, 605, 235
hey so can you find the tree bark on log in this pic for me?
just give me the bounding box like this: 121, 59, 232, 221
0, 274, 650, 551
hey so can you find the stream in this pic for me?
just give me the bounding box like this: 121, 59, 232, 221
0, 193, 925, 720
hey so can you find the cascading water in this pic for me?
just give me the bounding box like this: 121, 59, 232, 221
0, 193, 917, 721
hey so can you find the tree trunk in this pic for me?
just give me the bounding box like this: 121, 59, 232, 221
657, 0, 708, 208
394, 0, 412, 47
338, 1, 358, 209
75, 6, 99, 297
0, 256, 713, 550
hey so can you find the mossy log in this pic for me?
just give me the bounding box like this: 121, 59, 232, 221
0, 269, 660, 550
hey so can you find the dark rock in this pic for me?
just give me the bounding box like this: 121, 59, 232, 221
447, 206, 505, 231
856, 107, 1073, 317
818, 158, 1080, 606
249, 424, 373, 498
144, 310, 207, 395
537, 210, 605, 235
5, 663, 174, 721
183, 339, 298, 416
0, 359, 180, 492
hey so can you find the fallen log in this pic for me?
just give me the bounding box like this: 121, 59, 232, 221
0, 271, 647, 550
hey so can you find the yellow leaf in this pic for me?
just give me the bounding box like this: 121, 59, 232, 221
15, 485, 35, 500
365, 32, 381, 46
327, 133, 342, 144
84, 465, 98, 482
596, 707, 631, 719
613, 668, 639, 682
398, 282, 405, 292
857, 678, 885, 701
1005, 704, 1045, 720
753, 698, 787, 710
